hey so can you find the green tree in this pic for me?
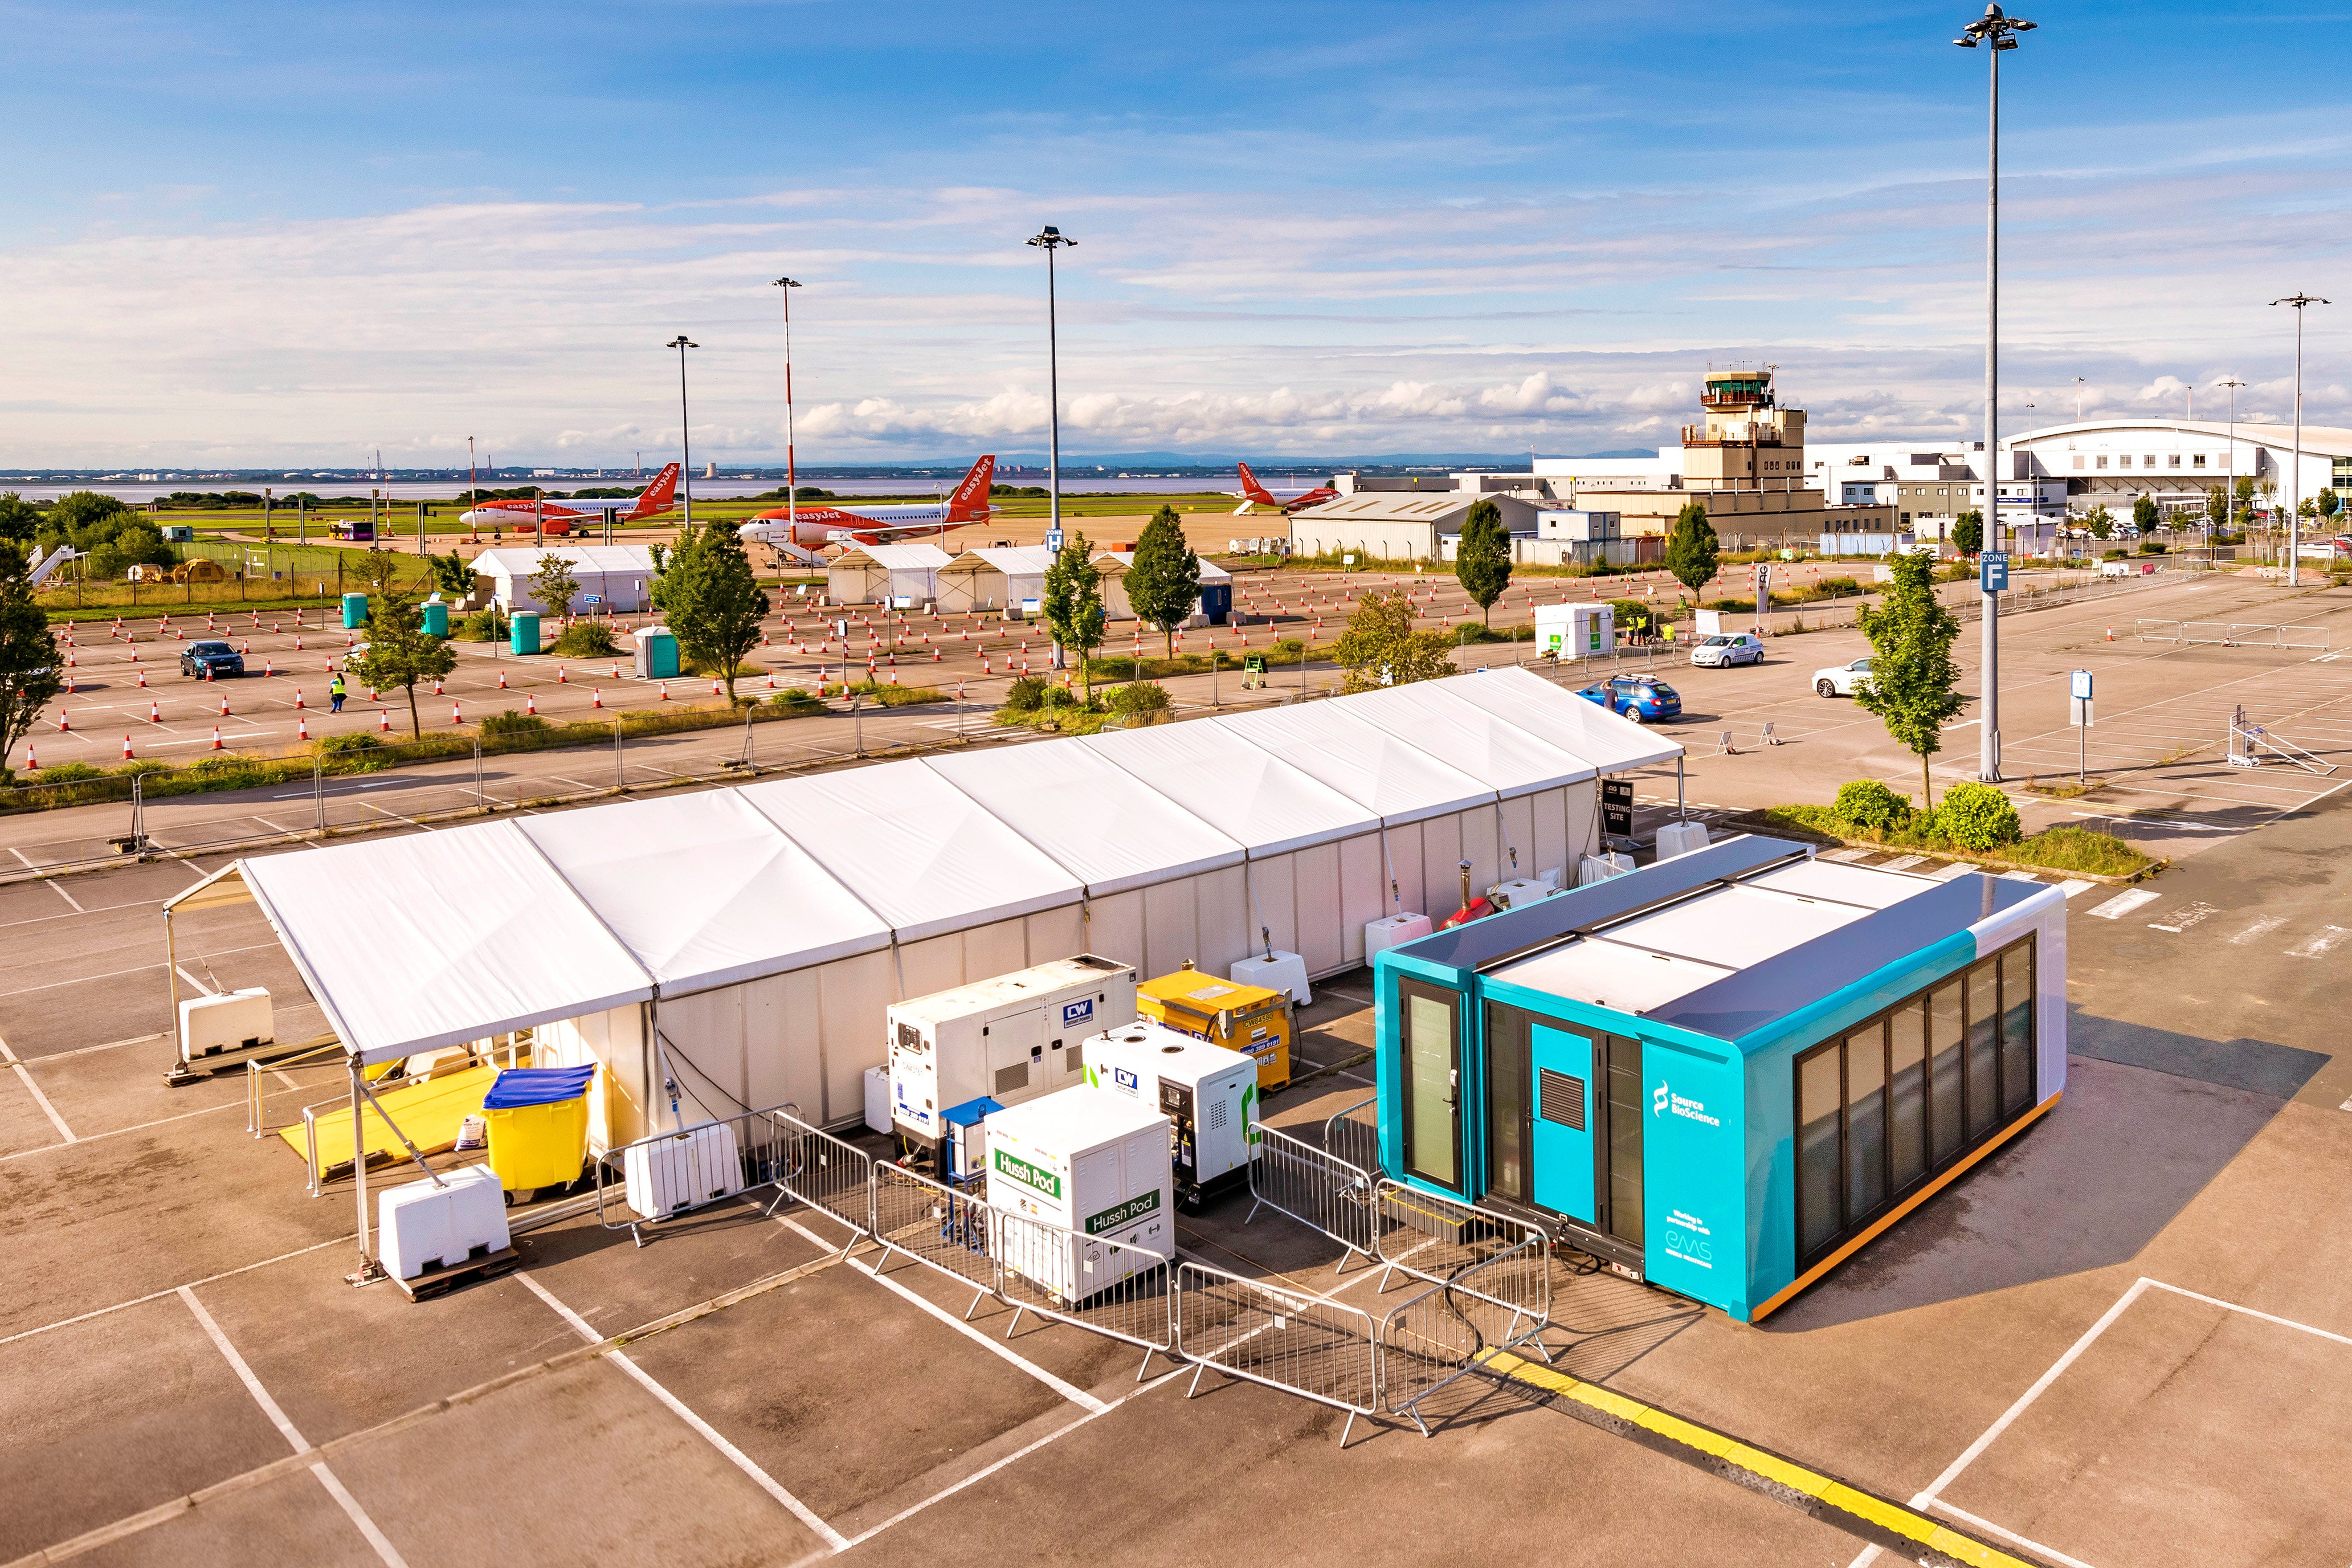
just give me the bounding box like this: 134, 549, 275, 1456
1853, 550, 1965, 811
1124, 507, 1201, 657
348, 577, 458, 740
1333, 590, 1455, 693
1041, 532, 1108, 699
1453, 497, 1513, 626
531, 553, 579, 620
0, 493, 39, 544
2205, 485, 2229, 532
0, 544, 60, 778
430, 551, 475, 599
2084, 505, 2114, 540
1951, 509, 1984, 556
1663, 500, 1719, 600
650, 521, 770, 702
84, 522, 174, 581
2321, 488, 2342, 526
2132, 495, 2161, 535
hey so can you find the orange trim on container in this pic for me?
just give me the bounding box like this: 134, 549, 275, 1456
1751, 1089, 2061, 1324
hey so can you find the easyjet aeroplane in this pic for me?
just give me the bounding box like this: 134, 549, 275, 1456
459, 463, 681, 537
737, 455, 996, 562
1230, 460, 1337, 516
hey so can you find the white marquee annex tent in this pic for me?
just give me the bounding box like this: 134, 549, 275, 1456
189, 668, 1679, 1147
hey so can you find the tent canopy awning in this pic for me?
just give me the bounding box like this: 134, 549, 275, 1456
1212, 701, 1496, 826
1339, 679, 1598, 798
1442, 665, 1684, 773
740, 763, 1084, 942
239, 821, 654, 1065
517, 791, 892, 995
1083, 721, 1376, 856
925, 740, 1246, 896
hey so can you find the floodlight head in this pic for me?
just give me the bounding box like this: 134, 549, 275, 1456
1026, 224, 1075, 249
772, 276, 802, 289
1994, 36, 2018, 48
666, 334, 698, 349
2011, 17, 2036, 27
1954, 35, 1978, 45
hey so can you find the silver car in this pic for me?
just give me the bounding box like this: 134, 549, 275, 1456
1690, 632, 1765, 668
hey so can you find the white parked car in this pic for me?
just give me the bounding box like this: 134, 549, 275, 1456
1814, 656, 1875, 697
1689, 632, 1765, 668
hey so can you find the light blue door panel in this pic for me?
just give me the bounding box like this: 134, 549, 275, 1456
1529, 1023, 1595, 1223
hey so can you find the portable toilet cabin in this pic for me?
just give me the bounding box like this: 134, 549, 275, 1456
509, 611, 540, 656
341, 591, 369, 628
420, 600, 450, 638
634, 626, 679, 679
1533, 603, 1611, 659
1371, 834, 2066, 1324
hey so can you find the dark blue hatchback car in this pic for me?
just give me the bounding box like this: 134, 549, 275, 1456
179, 640, 246, 678
1577, 674, 1681, 724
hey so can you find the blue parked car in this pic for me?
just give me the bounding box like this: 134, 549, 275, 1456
1577, 675, 1681, 724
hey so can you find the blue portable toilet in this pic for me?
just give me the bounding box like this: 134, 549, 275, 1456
635, 627, 680, 679
1199, 581, 1233, 625
420, 601, 449, 638
341, 592, 369, 628
1372, 833, 2068, 1324
509, 610, 540, 656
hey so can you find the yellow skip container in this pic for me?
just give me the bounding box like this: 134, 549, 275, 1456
1137, 965, 1293, 1093
482, 1065, 595, 1193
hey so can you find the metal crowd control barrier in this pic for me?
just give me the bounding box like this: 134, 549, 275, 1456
1370, 1179, 1552, 1320
770, 1106, 876, 1250
594, 1105, 802, 1247
997, 1209, 1178, 1378
870, 1162, 1002, 1316
1173, 1260, 1381, 1447
1377, 1245, 1554, 1436
248, 1040, 349, 1137
1323, 1093, 1379, 1175
1245, 1121, 1380, 1273
2227, 705, 2337, 775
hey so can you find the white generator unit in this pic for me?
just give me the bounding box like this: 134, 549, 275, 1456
377, 1163, 509, 1282
1082, 1022, 1257, 1207
888, 955, 1136, 1149
986, 1086, 1174, 1302
623, 1118, 743, 1221
177, 988, 273, 1068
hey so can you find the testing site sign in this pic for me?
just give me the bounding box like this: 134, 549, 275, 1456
1981, 552, 2010, 592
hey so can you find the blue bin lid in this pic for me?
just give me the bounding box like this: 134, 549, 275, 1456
483, 1065, 595, 1109
942, 1096, 1002, 1129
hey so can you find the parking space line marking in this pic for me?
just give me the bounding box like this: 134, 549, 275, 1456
41, 878, 84, 913
0, 942, 277, 999
2228, 914, 2288, 945
2286, 925, 2350, 958
177, 1287, 409, 1568
175, 965, 216, 995
774, 1215, 1107, 1414
514, 1269, 849, 1552
1923, 1500, 2101, 1568
0, 1097, 243, 1162
0, 1032, 75, 1144
2141, 1278, 2352, 1347
2085, 889, 2158, 921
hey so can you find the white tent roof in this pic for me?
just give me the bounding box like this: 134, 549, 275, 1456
1213, 701, 1495, 826
1338, 680, 1598, 799
1441, 665, 1682, 773
1092, 552, 1232, 583
472, 545, 658, 578
739, 762, 1083, 942
925, 741, 1246, 896
240, 821, 654, 1065
517, 791, 891, 994
1084, 722, 1374, 856
947, 546, 1057, 578
833, 543, 954, 571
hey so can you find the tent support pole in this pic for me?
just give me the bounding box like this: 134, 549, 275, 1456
1678, 756, 1687, 823
350, 1055, 374, 1278
164, 909, 179, 1043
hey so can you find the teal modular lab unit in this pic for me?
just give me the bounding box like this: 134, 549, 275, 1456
1372, 835, 2067, 1323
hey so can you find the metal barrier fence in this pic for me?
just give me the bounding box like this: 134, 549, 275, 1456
595, 1105, 802, 1246
771, 1106, 876, 1248
1245, 1121, 1381, 1273
997, 1209, 1178, 1376
1376, 1245, 1556, 1436
1173, 1260, 1382, 1446
2137, 618, 2332, 650
870, 1162, 1002, 1313
1323, 1093, 1379, 1175
1371, 1179, 1552, 1323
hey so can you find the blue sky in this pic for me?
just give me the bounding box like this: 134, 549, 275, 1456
4, 1, 2346, 467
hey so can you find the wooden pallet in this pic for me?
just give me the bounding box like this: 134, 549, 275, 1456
391, 1244, 518, 1304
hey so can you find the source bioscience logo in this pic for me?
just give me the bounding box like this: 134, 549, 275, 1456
1653, 1082, 1722, 1127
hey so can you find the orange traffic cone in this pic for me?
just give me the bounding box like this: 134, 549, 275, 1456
297, 716, 309, 742
293, 688, 304, 708
22, 745, 34, 771
148, 699, 160, 723
525, 692, 536, 716
218, 693, 228, 716
136, 668, 147, 688
592, 688, 603, 709
658, 681, 669, 701
712, 678, 722, 697
433, 678, 444, 696
378, 708, 390, 733
210, 728, 223, 750
121, 735, 133, 760
498, 668, 508, 689
56, 712, 68, 732
556, 667, 566, 683
451, 701, 462, 725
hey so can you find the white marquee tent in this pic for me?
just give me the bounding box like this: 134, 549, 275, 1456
193, 668, 1679, 1146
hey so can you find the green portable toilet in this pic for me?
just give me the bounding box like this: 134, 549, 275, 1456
420, 601, 450, 638
341, 592, 369, 628
511, 611, 540, 655
635, 627, 680, 679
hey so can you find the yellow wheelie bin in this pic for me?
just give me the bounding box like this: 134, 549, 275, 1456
1137, 964, 1293, 1093
482, 1065, 595, 1194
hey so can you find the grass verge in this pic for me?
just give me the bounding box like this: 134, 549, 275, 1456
1754, 804, 2154, 879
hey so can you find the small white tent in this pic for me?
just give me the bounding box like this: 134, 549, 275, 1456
936, 546, 1056, 617
472, 545, 659, 614
825, 543, 953, 606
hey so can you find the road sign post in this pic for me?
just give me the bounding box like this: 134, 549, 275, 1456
2069, 668, 2093, 779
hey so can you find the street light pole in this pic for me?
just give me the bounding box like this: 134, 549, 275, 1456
773, 277, 802, 544
667, 334, 700, 530
2218, 378, 2244, 546
1955, 2, 2034, 784
1026, 226, 1076, 553
2272, 293, 2330, 588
